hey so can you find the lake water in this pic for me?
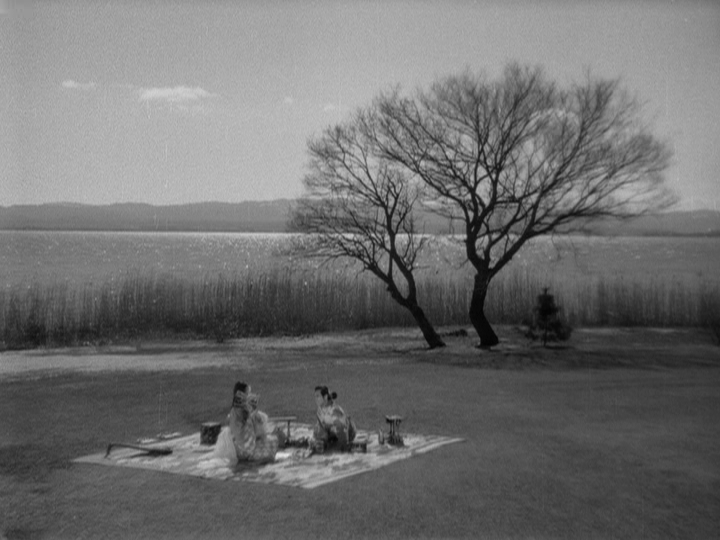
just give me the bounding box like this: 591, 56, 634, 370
2, 231, 719, 289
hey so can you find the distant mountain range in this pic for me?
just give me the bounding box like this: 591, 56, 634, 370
0, 201, 294, 233
1, 201, 719, 236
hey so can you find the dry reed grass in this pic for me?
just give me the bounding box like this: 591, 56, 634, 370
1, 266, 718, 349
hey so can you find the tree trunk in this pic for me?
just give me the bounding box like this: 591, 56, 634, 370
385, 281, 445, 349
469, 273, 500, 348
408, 304, 446, 349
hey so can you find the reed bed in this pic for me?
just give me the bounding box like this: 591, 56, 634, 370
1, 267, 719, 349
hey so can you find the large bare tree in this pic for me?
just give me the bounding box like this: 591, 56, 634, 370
370, 64, 674, 347
290, 112, 446, 349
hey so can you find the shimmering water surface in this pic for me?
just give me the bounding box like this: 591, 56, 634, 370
2, 231, 719, 288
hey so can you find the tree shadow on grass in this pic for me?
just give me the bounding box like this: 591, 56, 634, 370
3, 526, 46, 540
0, 443, 74, 482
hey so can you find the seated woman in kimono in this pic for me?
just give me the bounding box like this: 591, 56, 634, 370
213, 381, 284, 464
312, 385, 356, 451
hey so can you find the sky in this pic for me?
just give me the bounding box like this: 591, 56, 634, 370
2, 0, 719, 209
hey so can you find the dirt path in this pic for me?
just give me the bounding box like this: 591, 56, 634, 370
0, 330, 418, 378
1, 326, 718, 379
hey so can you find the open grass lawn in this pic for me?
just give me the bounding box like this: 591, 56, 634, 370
1, 327, 719, 539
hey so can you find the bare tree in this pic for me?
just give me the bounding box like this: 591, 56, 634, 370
290, 111, 446, 349
370, 64, 674, 347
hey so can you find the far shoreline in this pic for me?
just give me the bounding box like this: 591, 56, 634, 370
2, 228, 720, 238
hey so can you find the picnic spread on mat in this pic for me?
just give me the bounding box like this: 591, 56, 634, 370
74, 382, 463, 489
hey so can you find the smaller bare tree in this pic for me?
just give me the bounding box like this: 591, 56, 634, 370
290, 112, 445, 349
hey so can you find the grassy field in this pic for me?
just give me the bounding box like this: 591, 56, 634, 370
1, 326, 719, 539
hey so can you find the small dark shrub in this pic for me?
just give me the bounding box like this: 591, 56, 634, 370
526, 287, 573, 346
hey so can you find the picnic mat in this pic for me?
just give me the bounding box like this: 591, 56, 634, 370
74, 423, 463, 489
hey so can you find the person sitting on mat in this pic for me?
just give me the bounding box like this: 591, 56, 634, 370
214, 381, 284, 463
312, 385, 356, 451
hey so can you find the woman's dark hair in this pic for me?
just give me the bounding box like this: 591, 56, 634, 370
233, 381, 249, 395
315, 385, 337, 402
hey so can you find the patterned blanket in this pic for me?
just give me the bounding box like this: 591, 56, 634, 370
74, 423, 463, 489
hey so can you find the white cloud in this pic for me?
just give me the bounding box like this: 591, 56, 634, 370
138, 86, 217, 104
283, 96, 295, 106
61, 80, 97, 91
323, 102, 348, 113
